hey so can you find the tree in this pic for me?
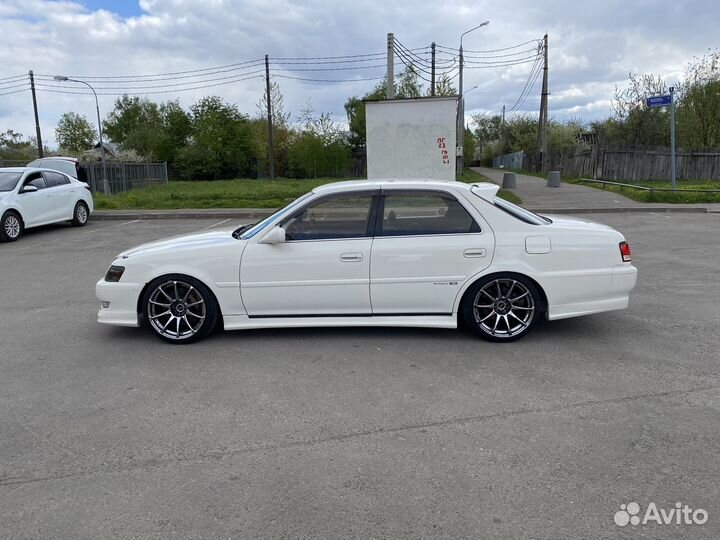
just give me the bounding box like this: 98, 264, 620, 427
254, 81, 292, 176
288, 103, 351, 178
55, 112, 96, 153
344, 67, 425, 149
676, 49, 720, 148
430, 73, 457, 97
0, 130, 36, 160
611, 72, 670, 146
175, 96, 254, 180
103, 95, 161, 146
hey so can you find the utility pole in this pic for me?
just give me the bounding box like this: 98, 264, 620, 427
537, 34, 549, 172
502, 105, 505, 125
431, 42, 436, 96
387, 33, 394, 99
670, 86, 676, 190
458, 22, 489, 176
265, 54, 275, 179
28, 71, 43, 158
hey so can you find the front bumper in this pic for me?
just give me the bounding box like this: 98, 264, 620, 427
96, 279, 142, 327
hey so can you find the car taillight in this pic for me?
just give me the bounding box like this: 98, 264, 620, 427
619, 241, 632, 262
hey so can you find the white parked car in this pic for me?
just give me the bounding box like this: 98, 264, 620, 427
0, 167, 94, 242
96, 179, 637, 343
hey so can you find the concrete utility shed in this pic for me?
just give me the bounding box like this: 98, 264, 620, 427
365, 96, 458, 181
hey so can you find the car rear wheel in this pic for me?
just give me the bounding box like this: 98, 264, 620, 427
0, 211, 23, 242
462, 274, 542, 342
142, 275, 218, 344
71, 201, 89, 226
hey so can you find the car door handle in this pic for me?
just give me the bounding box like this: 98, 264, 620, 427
340, 253, 363, 262
463, 248, 487, 258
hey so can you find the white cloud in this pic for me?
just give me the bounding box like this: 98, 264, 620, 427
0, 0, 716, 148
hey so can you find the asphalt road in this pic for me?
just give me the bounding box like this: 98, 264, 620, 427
1, 213, 719, 539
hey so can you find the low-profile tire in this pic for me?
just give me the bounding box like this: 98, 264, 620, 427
71, 201, 89, 227
141, 274, 219, 344
0, 211, 23, 242
462, 273, 542, 342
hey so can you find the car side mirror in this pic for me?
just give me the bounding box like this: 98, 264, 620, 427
261, 226, 286, 244
20, 185, 38, 194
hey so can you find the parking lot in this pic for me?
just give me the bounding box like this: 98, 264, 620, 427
1, 212, 719, 538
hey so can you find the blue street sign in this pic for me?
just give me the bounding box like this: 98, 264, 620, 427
647, 94, 672, 107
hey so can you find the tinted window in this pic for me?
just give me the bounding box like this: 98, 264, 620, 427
381, 191, 480, 236
43, 171, 71, 188
0, 172, 21, 192
281, 193, 374, 241
25, 174, 46, 190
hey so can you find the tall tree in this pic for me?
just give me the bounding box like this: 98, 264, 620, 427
676, 49, 720, 148
55, 112, 96, 153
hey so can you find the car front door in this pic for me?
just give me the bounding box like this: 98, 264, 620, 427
370, 189, 495, 315
240, 191, 378, 316
42, 171, 75, 221
16, 173, 53, 226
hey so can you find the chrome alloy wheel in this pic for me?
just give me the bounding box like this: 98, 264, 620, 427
147, 280, 207, 341
76, 204, 88, 224
472, 278, 536, 338
4, 214, 21, 239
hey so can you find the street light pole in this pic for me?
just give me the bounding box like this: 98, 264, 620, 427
54, 75, 109, 194
458, 21, 489, 177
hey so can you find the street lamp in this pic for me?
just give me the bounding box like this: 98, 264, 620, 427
54, 75, 109, 193
458, 21, 489, 176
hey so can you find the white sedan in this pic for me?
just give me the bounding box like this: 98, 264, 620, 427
0, 167, 94, 242
96, 179, 637, 343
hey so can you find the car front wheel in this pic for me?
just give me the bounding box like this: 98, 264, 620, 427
462, 274, 542, 342
0, 211, 23, 242
71, 201, 89, 226
142, 275, 219, 344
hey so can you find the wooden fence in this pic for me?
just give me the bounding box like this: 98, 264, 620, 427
514, 145, 720, 182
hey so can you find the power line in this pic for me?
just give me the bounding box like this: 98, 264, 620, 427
36, 68, 267, 90
507, 56, 543, 114
0, 87, 29, 97
270, 64, 386, 72
36, 58, 265, 81
272, 74, 386, 83
463, 54, 540, 66
464, 57, 539, 69
35, 74, 265, 96
0, 82, 29, 91
273, 52, 386, 60
0, 74, 27, 83
436, 39, 541, 54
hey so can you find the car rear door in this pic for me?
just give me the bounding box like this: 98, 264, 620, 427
370, 189, 495, 315
240, 190, 378, 316
42, 171, 76, 221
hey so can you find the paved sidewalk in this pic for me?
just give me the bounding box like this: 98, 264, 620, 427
474, 167, 720, 214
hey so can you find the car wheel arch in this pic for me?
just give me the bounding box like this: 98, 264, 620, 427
136, 272, 224, 325
455, 270, 548, 320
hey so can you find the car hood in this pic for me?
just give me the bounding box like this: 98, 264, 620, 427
119, 227, 241, 258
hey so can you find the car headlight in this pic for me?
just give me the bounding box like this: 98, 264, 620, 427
105, 265, 125, 282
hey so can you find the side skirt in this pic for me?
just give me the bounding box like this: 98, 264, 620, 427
222, 314, 458, 331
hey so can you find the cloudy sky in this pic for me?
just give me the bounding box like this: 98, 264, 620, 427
0, 0, 716, 148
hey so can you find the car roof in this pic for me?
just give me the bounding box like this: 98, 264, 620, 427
29, 156, 78, 163
0, 166, 73, 175
312, 178, 500, 200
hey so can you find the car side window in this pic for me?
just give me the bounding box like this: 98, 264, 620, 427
281, 192, 374, 241
381, 191, 481, 236
43, 171, 71, 188
24, 174, 46, 190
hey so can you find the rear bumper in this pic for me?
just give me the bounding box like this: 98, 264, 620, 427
547, 264, 637, 320
96, 279, 141, 327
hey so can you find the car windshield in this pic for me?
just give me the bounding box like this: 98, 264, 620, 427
0, 172, 22, 192
239, 192, 315, 239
